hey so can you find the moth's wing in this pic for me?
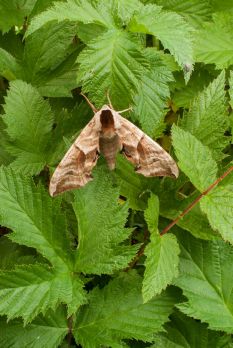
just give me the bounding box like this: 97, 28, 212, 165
118, 116, 179, 178
49, 114, 101, 197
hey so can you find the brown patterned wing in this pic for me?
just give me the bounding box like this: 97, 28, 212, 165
49, 114, 101, 196
117, 115, 179, 178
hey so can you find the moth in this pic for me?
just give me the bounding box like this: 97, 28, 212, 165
49, 95, 179, 196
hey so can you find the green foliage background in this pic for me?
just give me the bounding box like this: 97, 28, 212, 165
0, 0, 233, 347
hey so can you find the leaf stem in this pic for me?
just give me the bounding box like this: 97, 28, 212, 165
160, 165, 233, 236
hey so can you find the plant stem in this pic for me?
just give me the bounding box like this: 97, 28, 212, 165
67, 315, 73, 346
160, 165, 233, 236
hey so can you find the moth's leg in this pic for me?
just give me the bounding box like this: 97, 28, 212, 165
80, 92, 97, 113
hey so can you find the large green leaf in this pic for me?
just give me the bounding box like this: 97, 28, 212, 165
77, 29, 147, 108
129, 4, 194, 80
200, 183, 233, 245
74, 271, 176, 347
26, 0, 116, 37
0, 167, 71, 269
172, 125, 218, 191
0, 237, 36, 270
0, 307, 68, 347
229, 70, 233, 109
174, 231, 233, 333
2, 80, 54, 174
156, 0, 212, 28
133, 48, 173, 137
0, 264, 85, 323
153, 310, 233, 348
23, 21, 80, 96
142, 194, 180, 302
195, 13, 233, 68
0, 0, 37, 33
73, 165, 139, 274
181, 71, 229, 159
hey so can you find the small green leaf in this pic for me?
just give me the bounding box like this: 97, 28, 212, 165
172, 125, 218, 191
143, 194, 180, 301
0, 48, 22, 80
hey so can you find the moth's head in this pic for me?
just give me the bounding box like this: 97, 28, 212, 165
98, 103, 120, 128
99, 107, 115, 131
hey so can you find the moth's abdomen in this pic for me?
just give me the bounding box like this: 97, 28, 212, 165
99, 133, 121, 170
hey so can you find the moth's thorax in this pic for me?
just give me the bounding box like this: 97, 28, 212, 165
99, 108, 121, 169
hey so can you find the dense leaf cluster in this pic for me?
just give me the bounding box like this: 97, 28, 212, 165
0, 0, 233, 347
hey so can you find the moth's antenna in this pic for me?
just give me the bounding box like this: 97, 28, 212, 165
106, 90, 114, 109
106, 90, 132, 113
117, 107, 132, 114
80, 93, 97, 113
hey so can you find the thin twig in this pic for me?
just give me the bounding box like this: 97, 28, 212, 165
160, 165, 233, 236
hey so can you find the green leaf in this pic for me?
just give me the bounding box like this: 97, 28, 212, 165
229, 70, 233, 109
22, 21, 81, 97
172, 66, 214, 109
74, 271, 176, 347
0, 264, 85, 323
172, 125, 218, 191
2, 80, 54, 174
174, 230, 233, 333
73, 165, 139, 274
143, 194, 180, 301
159, 183, 221, 241
77, 29, 147, 108
181, 71, 229, 159
0, 0, 37, 33
26, 0, 116, 37
0, 237, 36, 270
156, 0, 212, 28
195, 13, 233, 68
115, 155, 155, 211
133, 48, 173, 137
200, 183, 233, 245
153, 310, 233, 348
0, 48, 23, 80
0, 307, 68, 348
0, 167, 71, 270
129, 4, 194, 81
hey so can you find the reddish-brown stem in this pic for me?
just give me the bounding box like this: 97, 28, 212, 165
160, 165, 233, 236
